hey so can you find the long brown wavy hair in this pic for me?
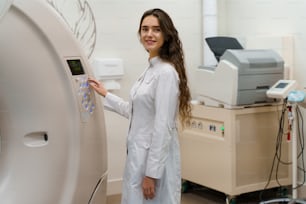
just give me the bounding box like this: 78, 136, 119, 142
138, 8, 191, 126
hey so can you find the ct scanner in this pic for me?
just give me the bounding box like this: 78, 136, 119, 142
0, 0, 107, 203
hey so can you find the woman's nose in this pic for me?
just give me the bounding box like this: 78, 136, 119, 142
147, 29, 153, 36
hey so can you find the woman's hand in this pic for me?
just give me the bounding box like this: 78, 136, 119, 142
142, 176, 156, 200
88, 77, 108, 97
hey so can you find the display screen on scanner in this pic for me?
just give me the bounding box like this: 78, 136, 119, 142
67, 59, 85, 75
275, 82, 288, 89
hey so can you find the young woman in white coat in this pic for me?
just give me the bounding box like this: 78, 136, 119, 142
89, 8, 191, 204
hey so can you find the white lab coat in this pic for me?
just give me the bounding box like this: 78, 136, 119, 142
104, 57, 181, 204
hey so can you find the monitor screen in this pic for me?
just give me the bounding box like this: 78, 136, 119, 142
67, 59, 85, 75
275, 82, 288, 89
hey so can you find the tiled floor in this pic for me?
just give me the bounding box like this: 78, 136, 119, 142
106, 184, 294, 204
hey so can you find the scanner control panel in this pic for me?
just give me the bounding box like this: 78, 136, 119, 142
77, 76, 95, 114
66, 58, 96, 122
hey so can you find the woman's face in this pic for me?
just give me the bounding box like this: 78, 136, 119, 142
140, 15, 165, 58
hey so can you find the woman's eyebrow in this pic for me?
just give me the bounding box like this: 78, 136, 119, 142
141, 25, 160, 28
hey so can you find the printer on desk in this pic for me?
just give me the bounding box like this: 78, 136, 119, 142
196, 49, 284, 108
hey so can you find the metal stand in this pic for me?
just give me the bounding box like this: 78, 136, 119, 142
292, 103, 298, 199
260, 103, 306, 204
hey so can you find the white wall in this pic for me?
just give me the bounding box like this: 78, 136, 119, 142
87, 0, 202, 195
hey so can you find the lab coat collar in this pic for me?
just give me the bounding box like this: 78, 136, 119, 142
149, 56, 160, 67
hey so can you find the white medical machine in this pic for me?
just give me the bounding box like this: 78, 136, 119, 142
196, 49, 284, 108
0, 0, 107, 204
180, 49, 291, 203
266, 80, 298, 99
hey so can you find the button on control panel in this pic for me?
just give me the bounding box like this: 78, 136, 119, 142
75, 75, 95, 122
77, 76, 95, 114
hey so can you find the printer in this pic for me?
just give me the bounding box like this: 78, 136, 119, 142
195, 49, 284, 108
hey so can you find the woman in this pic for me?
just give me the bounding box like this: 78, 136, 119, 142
89, 8, 191, 204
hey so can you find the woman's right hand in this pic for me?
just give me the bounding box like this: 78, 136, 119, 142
88, 77, 108, 97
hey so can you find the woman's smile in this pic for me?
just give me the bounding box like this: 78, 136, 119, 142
145, 39, 156, 46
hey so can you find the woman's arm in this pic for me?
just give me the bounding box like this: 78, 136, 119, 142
89, 77, 130, 119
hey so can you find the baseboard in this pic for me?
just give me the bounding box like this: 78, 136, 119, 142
107, 178, 123, 196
